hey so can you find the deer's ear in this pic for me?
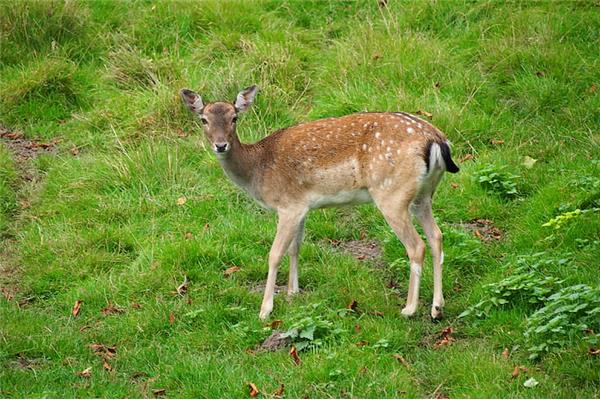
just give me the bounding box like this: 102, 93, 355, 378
180, 89, 204, 114
234, 85, 258, 113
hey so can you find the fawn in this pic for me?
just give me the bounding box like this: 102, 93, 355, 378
181, 85, 459, 320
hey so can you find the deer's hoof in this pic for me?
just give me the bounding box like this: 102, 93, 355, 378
430, 305, 444, 322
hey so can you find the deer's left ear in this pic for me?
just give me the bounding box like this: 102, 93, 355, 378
234, 85, 258, 113
180, 89, 204, 114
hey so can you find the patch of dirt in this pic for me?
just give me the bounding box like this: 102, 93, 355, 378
255, 331, 291, 352
6, 354, 44, 370
0, 126, 59, 164
454, 219, 503, 243
329, 239, 385, 268
248, 283, 288, 294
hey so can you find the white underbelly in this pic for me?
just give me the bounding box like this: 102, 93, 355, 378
308, 188, 372, 209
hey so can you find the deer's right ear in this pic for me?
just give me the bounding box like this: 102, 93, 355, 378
180, 89, 204, 114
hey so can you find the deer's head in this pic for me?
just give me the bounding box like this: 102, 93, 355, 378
180, 85, 258, 155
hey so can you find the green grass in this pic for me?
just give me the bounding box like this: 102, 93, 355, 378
1, 0, 599, 397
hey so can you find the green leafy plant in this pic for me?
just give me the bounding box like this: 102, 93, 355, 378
525, 284, 600, 359
542, 208, 600, 230
474, 164, 520, 199
281, 303, 345, 351
459, 253, 566, 318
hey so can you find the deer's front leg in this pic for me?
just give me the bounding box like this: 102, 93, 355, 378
260, 209, 307, 320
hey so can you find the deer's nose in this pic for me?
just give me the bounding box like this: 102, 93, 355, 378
215, 143, 229, 153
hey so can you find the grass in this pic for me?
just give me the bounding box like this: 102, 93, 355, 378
0, 0, 599, 397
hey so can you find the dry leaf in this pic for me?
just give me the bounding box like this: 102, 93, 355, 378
433, 81, 441, 89
269, 319, 283, 329
511, 365, 520, 378
392, 353, 410, 368
177, 128, 187, 138
90, 343, 117, 359
356, 340, 369, 347
589, 84, 598, 93
153, 388, 167, 398
103, 360, 113, 371
176, 196, 187, 206
101, 302, 125, 315
77, 366, 92, 378
70, 146, 80, 156
169, 313, 175, 325
433, 327, 455, 349
1, 287, 13, 301
224, 266, 241, 276
203, 223, 210, 231
354, 324, 361, 333
450, 182, 459, 189
536, 71, 545, 78
72, 300, 82, 317
371, 311, 384, 317
175, 276, 189, 296
131, 302, 142, 309
273, 384, 285, 397
347, 299, 358, 311
415, 110, 433, 119
502, 347, 510, 359
589, 348, 600, 356
372, 53, 382, 61
184, 232, 193, 240
290, 346, 301, 365
459, 153, 474, 163
248, 382, 259, 397
491, 139, 505, 145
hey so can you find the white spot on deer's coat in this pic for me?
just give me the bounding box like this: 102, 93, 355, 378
397, 149, 401, 155
386, 146, 391, 152
363, 123, 369, 128
362, 144, 368, 151
407, 127, 415, 134
394, 124, 399, 128
378, 154, 383, 160
375, 132, 381, 138
374, 122, 378, 126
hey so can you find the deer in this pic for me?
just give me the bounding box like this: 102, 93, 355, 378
180, 85, 459, 321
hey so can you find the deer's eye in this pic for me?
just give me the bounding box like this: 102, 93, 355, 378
232, 116, 238, 124
200, 117, 208, 125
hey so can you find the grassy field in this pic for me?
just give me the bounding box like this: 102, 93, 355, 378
1, 0, 599, 398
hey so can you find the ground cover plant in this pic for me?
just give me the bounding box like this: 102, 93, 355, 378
0, 0, 599, 397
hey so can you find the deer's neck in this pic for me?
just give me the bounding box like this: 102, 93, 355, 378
216, 138, 261, 193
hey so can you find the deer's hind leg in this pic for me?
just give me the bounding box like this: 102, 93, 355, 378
413, 197, 444, 321
371, 188, 426, 317
287, 217, 305, 295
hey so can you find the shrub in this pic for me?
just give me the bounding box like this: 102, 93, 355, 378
474, 163, 520, 199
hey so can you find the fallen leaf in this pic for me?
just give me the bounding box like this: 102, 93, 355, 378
589, 348, 600, 356
101, 302, 125, 315
354, 324, 361, 333
169, 313, 175, 325
392, 353, 410, 368
290, 346, 301, 365
248, 382, 259, 397
359, 230, 366, 240
415, 110, 433, 119
491, 139, 505, 145
502, 347, 510, 359
245, 348, 256, 356
356, 340, 369, 347
347, 299, 358, 311
450, 182, 459, 189
433, 327, 455, 349
72, 300, 83, 317
175, 276, 189, 296
511, 365, 520, 378
184, 232, 193, 240
359, 366, 369, 374
433, 81, 441, 89
370, 311, 385, 317
459, 153, 474, 163
90, 343, 117, 359
203, 223, 210, 231
372, 53, 382, 61
177, 128, 187, 138
131, 302, 142, 309
589, 84, 598, 93
224, 266, 241, 276
273, 384, 285, 397
176, 196, 187, 206
70, 146, 80, 156
1, 287, 13, 301
269, 319, 283, 329
523, 377, 539, 388
536, 71, 545, 78
153, 388, 167, 398
103, 360, 113, 371
77, 366, 92, 378
522, 156, 537, 169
